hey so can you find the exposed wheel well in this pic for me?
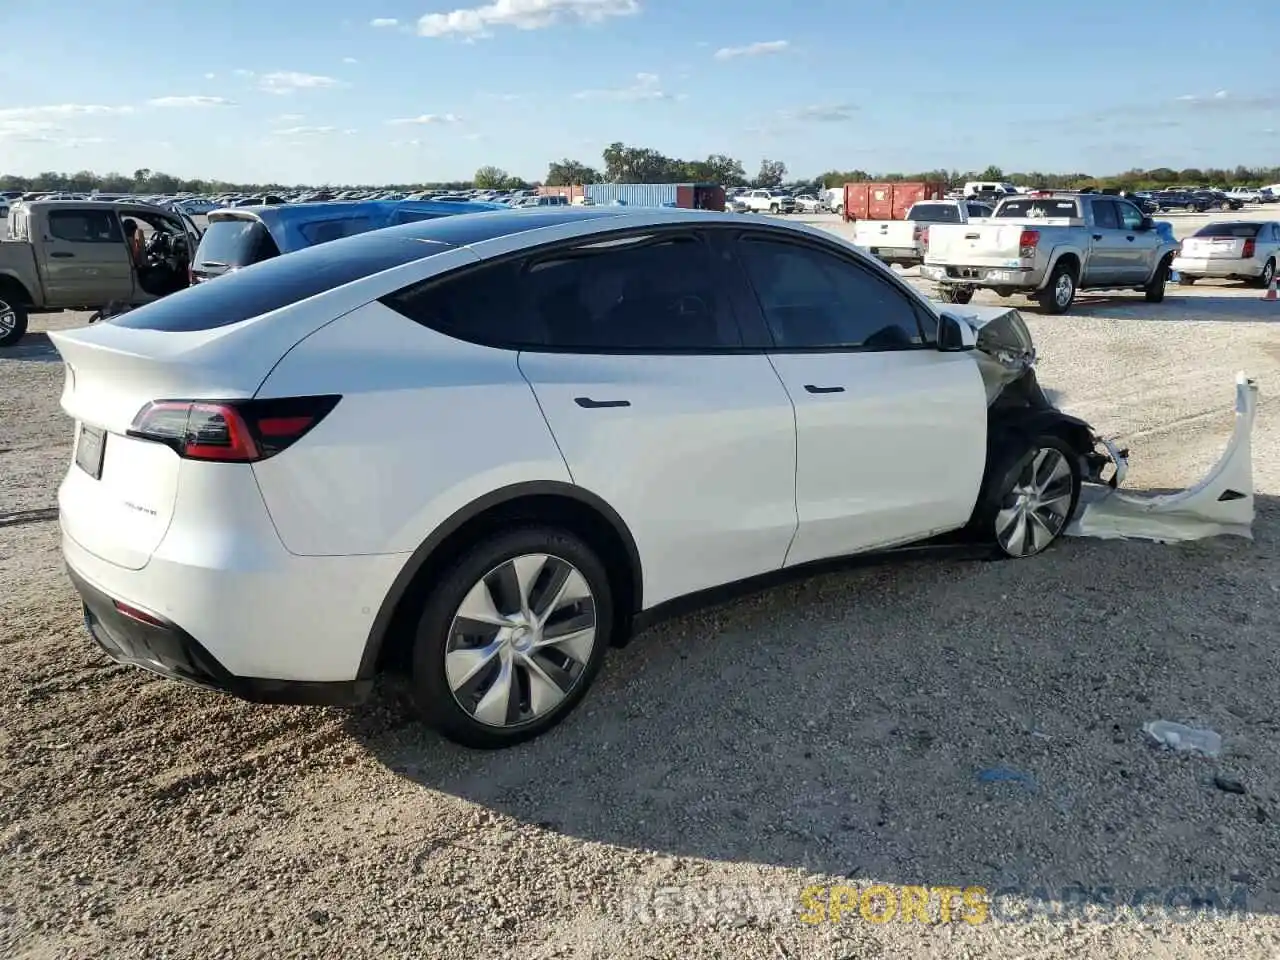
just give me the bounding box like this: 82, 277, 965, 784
1050, 253, 1080, 280
367, 491, 641, 677
0, 274, 32, 305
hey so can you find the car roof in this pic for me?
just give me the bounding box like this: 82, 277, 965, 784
14, 199, 178, 216
207, 198, 507, 229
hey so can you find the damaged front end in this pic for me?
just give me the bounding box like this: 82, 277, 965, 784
953, 303, 1256, 543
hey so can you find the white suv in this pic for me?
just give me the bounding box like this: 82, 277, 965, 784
51, 207, 1118, 748
741, 189, 797, 214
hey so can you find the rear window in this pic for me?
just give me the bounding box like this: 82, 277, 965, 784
384, 209, 452, 226
195, 219, 280, 267
109, 232, 453, 332
1192, 223, 1261, 238
909, 203, 961, 223
995, 199, 1079, 218
298, 217, 376, 246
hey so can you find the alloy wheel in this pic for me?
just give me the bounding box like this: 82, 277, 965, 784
995, 448, 1074, 557
1054, 273, 1074, 309
0, 300, 15, 340
444, 553, 597, 728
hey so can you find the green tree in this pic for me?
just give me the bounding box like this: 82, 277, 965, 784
473, 165, 510, 189
753, 159, 787, 188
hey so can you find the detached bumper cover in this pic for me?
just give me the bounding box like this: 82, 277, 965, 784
1067, 373, 1258, 543
68, 564, 371, 706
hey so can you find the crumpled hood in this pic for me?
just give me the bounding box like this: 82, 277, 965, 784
937, 302, 1037, 405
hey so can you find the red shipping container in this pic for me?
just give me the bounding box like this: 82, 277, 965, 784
843, 181, 947, 221
677, 183, 725, 210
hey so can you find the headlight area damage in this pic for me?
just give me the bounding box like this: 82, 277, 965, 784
957, 304, 1256, 544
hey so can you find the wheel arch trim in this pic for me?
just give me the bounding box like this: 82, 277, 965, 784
356, 480, 643, 680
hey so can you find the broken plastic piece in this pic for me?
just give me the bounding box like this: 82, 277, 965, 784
1067, 373, 1257, 543
1143, 721, 1223, 758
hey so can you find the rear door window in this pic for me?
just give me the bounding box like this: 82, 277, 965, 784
1091, 200, 1120, 229
193, 219, 281, 273
298, 217, 376, 246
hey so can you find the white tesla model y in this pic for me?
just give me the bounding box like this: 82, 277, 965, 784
50, 207, 1120, 748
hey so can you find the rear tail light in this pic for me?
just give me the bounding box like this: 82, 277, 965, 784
919, 226, 930, 246
1242, 238, 1256, 259
1018, 229, 1040, 258
127, 395, 341, 463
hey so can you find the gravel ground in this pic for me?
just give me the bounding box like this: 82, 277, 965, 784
3, 210, 1280, 959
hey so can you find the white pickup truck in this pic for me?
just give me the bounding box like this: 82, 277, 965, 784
920, 192, 1179, 313
853, 199, 994, 268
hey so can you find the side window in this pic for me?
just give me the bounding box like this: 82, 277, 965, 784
382, 233, 743, 352
48, 209, 123, 243
524, 234, 742, 351
735, 236, 926, 350
1115, 201, 1144, 231
299, 217, 375, 246
1091, 199, 1119, 230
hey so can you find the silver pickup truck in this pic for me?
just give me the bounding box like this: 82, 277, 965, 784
920, 192, 1179, 314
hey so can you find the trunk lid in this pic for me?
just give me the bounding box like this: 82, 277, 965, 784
1180, 236, 1250, 260
925, 223, 1029, 265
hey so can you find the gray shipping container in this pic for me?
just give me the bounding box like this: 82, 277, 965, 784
584, 182, 680, 207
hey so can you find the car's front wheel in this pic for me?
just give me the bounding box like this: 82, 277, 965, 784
1254, 258, 1276, 290
411, 526, 613, 748
0, 294, 29, 348
979, 436, 1081, 559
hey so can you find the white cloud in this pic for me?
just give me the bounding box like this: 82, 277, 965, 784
713, 40, 788, 60
273, 125, 337, 136
479, 92, 522, 102
782, 103, 856, 123
391, 138, 425, 146
342, 128, 358, 135
276, 113, 305, 122
258, 71, 342, 94
0, 104, 134, 120
233, 69, 256, 77
573, 72, 676, 101
371, 17, 399, 26
147, 95, 237, 107
418, 0, 640, 39
204, 72, 216, 80
387, 113, 462, 124
343, 57, 359, 64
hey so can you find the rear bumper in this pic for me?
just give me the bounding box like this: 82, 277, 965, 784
921, 264, 1039, 287
1171, 256, 1262, 278
68, 563, 371, 706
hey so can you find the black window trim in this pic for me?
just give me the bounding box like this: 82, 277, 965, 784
379, 223, 763, 356
725, 226, 940, 355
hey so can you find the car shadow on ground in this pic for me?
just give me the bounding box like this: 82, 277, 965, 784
1031, 294, 1280, 322
2, 332, 61, 363
345, 494, 1280, 909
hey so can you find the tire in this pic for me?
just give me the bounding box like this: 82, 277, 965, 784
1144, 256, 1170, 303
976, 435, 1081, 559
1036, 260, 1077, 314
1254, 258, 1276, 290
769, 204, 779, 214
1177, 274, 1196, 286
0, 292, 29, 347
942, 286, 974, 304
1220, 202, 1231, 212
410, 525, 613, 749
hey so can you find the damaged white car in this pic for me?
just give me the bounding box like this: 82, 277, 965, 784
49, 208, 1249, 749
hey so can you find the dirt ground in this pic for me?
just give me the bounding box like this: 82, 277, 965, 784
3, 209, 1280, 960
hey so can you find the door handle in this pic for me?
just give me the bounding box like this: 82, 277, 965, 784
1126, 236, 1135, 241
50, 251, 75, 258
803, 384, 844, 394
574, 397, 630, 409
1091, 234, 1102, 240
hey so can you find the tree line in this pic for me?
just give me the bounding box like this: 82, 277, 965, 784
5, 150, 1279, 196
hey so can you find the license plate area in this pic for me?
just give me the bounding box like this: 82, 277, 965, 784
76, 424, 106, 480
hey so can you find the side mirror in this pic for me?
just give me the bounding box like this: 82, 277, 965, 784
936, 311, 977, 352
1139, 216, 1154, 231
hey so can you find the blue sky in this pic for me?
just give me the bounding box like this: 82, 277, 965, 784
0, 0, 1276, 185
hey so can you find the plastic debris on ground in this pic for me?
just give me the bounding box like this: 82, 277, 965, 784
1143, 720, 1223, 758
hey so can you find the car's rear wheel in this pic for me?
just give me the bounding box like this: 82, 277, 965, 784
1037, 261, 1077, 314
410, 526, 612, 748
980, 436, 1081, 559
1177, 274, 1196, 286
941, 285, 974, 304
1254, 258, 1276, 289
0, 293, 29, 348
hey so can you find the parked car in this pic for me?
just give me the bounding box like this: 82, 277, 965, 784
190, 198, 507, 282
1191, 190, 1243, 211
854, 200, 993, 269
49, 206, 1122, 748
791, 194, 824, 213
1172, 221, 1280, 288
922, 192, 1178, 311
741, 189, 796, 214
0, 199, 203, 346
1149, 190, 1206, 212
